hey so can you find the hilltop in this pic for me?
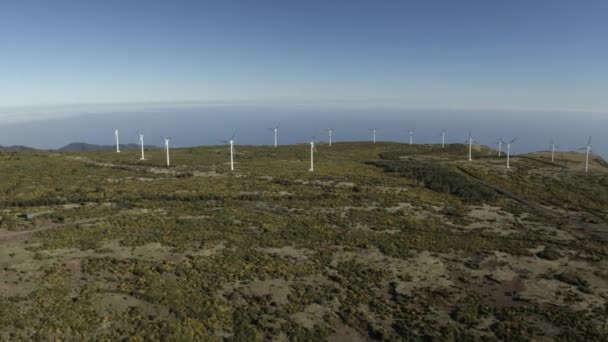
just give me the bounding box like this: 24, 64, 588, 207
58, 142, 156, 152
0, 142, 606, 340
0, 143, 159, 152
0, 145, 38, 152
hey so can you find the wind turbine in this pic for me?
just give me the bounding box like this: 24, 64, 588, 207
496, 137, 504, 157
371, 129, 376, 144
309, 136, 317, 172
441, 130, 446, 148
579, 137, 592, 173
222, 131, 237, 171
409, 130, 415, 145
550, 140, 558, 163
466, 132, 474, 161
326, 128, 334, 147
269, 123, 280, 147
506, 138, 517, 169
162, 137, 171, 167
137, 132, 145, 160
113, 128, 120, 153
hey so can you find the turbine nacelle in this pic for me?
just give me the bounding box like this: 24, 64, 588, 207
579, 137, 592, 151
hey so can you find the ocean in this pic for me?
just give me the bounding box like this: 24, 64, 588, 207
0, 105, 605, 158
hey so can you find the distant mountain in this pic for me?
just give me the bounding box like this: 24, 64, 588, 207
0, 145, 38, 151
58, 142, 155, 152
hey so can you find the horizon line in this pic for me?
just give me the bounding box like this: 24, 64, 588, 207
1, 140, 601, 158
1, 100, 607, 116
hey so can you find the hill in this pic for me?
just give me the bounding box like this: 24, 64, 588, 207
58, 142, 155, 152
0, 145, 38, 151
0, 142, 606, 340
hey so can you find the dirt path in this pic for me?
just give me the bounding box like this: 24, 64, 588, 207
456, 166, 608, 239
456, 166, 563, 219
0, 217, 102, 243
65, 155, 173, 174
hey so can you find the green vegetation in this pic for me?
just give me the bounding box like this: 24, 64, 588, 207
0, 142, 606, 340
368, 158, 497, 202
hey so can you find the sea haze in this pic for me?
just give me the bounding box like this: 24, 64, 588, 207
0, 105, 605, 158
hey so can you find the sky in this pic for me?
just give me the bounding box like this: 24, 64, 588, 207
1, 0, 608, 117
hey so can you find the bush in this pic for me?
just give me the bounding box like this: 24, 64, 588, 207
367, 159, 496, 202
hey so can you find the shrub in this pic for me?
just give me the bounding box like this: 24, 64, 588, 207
367, 159, 496, 202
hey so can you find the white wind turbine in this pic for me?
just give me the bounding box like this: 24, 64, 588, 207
506, 138, 517, 169
550, 140, 558, 163
496, 137, 504, 157
309, 136, 317, 172
466, 132, 474, 161
371, 129, 376, 144
162, 137, 171, 167
441, 130, 447, 148
269, 123, 280, 147
137, 132, 145, 160
579, 137, 592, 173
222, 131, 237, 171
409, 130, 415, 145
113, 128, 120, 153
326, 128, 334, 147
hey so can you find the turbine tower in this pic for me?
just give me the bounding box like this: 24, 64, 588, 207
506, 138, 517, 169
222, 132, 237, 171
372, 129, 376, 144
409, 130, 414, 145
162, 137, 171, 167
441, 130, 446, 148
579, 137, 592, 173
269, 123, 280, 148
113, 128, 120, 153
550, 140, 558, 163
326, 128, 334, 147
466, 132, 474, 161
309, 136, 317, 172
138, 132, 145, 160
497, 137, 504, 157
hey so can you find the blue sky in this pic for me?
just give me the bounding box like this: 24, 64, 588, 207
1, 1, 608, 118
